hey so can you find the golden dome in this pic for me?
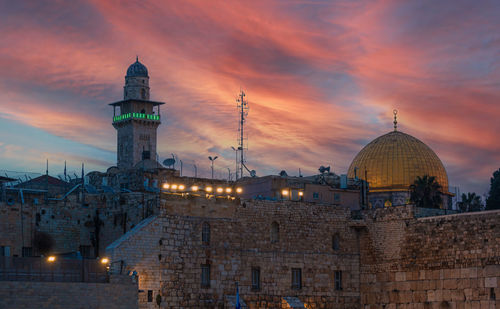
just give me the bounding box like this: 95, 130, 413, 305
347, 130, 448, 193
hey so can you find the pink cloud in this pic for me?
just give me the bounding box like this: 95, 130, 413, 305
0, 0, 498, 194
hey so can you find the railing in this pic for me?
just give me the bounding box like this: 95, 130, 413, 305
113, 113, 160, 122
0, 256, 109, 283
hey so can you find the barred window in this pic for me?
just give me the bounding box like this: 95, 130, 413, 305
291, 268, 302, 290
202, 222, 210, 245
22, 247, 32, 257
201, 264, 210, 287
335, 271, 342, 291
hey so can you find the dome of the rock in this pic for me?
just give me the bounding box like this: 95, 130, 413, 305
347, 130, 448, 193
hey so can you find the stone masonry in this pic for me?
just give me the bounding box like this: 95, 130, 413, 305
107, 194, 499, 309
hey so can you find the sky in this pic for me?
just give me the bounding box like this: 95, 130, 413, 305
0, 0, 499, 195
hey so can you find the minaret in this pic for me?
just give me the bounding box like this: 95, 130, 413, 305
110, 57, 164, 169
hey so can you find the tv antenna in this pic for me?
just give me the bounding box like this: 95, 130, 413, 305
236, 90, 249, 179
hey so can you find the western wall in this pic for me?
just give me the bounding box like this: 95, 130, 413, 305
107, 194, 500, 308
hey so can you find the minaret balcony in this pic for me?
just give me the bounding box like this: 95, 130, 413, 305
113, 113, 160, 123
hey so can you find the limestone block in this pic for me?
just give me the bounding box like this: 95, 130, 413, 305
484, 277, 497, 288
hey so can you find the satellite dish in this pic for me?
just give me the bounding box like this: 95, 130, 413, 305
279, 170, 288, 177
250, 170, 257, 177
163, 158, 176, 168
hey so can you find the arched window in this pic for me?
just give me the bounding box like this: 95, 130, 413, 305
141, 88, 146, 99
202, 222, 210, 245
270, 221, 279, 243
332, 234, 340, 251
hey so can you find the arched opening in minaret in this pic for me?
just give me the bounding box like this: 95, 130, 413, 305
141, 88, 146, 99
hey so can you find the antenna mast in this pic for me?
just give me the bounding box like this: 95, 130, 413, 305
236, 90, 248, 179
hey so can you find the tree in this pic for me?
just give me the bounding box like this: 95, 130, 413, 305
458, 192, 483, 212
486, 168, 500, 210
409, 175, 443, 209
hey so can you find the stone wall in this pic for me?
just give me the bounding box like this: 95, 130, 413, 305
108, 196, 361, 308
360, 207, 500, 309
0, 191, 159, 257
0, 277, 137, 309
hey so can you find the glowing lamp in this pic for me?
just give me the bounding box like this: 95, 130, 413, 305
47, 256, 56, 262
281, 189, 289, 196
205, 187, 213, 192
216, 187, 224, 193
171, 184, 178, 190
163, 183, 170, 189
225, 187, 232, 193
191, 185, 199, 192
178, 184, 185, 190
101, 257, 109, 264
298, 191, 304, 197
236, 187, 243, 193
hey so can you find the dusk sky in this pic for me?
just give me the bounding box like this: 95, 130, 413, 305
0, 0, 499, 195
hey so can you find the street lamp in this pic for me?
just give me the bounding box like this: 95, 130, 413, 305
208, 156, 218, 179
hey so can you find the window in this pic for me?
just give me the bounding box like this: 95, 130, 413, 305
141, 88, 146, 99
201, 264, 210, 287
291, 268, 302, 290
79, 245, 92, 258
0, 246, 10, 257
270, 221, 279, 243
313, 192, 319, 199
147, 290, 153, 302
202, 222, 210, 245
334, 193, 341, 202
251, 267, 261, 290
332, 234, 340, 251
22, 247, 32, 257
335, 271, 342, 291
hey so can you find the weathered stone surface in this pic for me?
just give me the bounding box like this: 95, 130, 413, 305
0, 280, 137, 309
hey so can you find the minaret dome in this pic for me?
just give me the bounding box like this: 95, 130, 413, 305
124, 57, 150, 100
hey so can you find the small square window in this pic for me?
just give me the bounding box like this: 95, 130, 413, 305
313, 192, 319, 199
334, 193, 341, 202
291, 268, 302, 290
79, 245, 92, 258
